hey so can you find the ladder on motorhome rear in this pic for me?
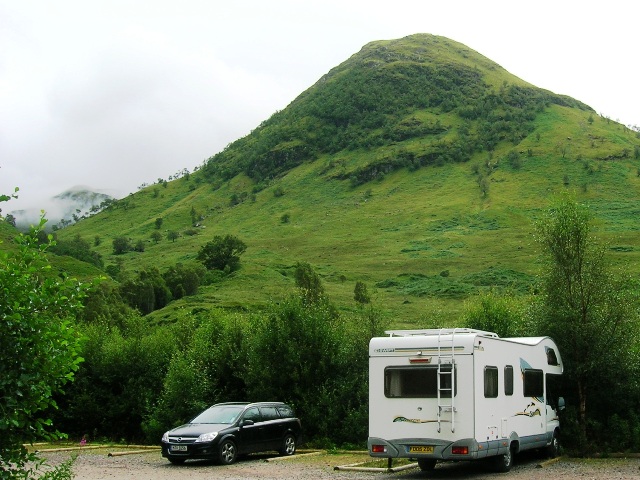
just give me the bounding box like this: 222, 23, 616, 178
384, 329, 499, 433
437, 329, 457, 433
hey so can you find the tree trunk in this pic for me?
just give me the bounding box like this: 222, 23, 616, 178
578, 379, 588, 451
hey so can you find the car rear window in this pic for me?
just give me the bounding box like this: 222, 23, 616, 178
276, 404, 294, 418
260, 406, 280, 420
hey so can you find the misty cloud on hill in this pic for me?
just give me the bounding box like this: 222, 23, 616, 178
10, 185, 113, 230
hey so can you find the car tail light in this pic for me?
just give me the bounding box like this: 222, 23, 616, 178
371, 445, 386, 453
452, 446, 469, 455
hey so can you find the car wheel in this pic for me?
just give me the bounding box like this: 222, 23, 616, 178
168, 457, 185, 465
218, 439, 237, 465
279, 433, 296, 456
493, 445, 514, 473
547, 431, 560, 458
417, 458, 436, 471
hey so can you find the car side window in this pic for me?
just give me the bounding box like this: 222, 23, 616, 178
260, 406, 280, 420
243, 407, 262, 423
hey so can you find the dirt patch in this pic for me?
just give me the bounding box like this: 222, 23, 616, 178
39, 449, 640, 479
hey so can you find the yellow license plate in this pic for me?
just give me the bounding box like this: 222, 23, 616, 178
409, 445, 434, 453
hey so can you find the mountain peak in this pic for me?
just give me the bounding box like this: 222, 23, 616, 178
201, 34, 593, 186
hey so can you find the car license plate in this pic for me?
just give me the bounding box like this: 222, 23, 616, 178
170, 445, 187, 452
409, 445, 434, 453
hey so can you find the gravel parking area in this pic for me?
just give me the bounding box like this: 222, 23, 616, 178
39, 448, 640, 480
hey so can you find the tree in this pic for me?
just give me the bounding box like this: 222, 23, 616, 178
113, 236, 132, 254
533, 195, 638, 448
150, 231, 162, 244
120, 267, 172, 315
354, 281, 371, 306
4, 213, 16, 227
163, 263, 205, 299
133, 239, 145, 252
50, 233, 103, 268
0, 214, 93, 478
462, 290, 527, 338
197, 234, 247, 272
245, 295, 377, 444
155, 217, 163, 229
167, 230, 179, 243
294, 262, 325, 305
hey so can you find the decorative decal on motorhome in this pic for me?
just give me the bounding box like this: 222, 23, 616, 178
514, 402, 541, 417
393, 416, 440, 424
374, 346, 465, 355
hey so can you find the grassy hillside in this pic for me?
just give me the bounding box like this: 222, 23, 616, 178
47, 34, 640, 328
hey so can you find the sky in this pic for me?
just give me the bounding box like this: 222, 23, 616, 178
1, 0, 638, 217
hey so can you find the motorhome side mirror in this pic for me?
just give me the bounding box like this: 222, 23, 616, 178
558, 397, 565, 411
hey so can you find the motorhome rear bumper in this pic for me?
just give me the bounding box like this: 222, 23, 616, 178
368, 436, 509, 461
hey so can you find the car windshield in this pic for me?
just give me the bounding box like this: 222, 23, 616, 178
190, 405, 244, 424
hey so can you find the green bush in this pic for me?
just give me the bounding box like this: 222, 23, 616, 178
0, 218, 92, 478
143, 312, 247, 442
119, 267, 172, 315
163, 263, 205, 299
244, 295, 384, 444
50, 233, 103, 268
462, 290, 528, 337
54, 317, 175, 442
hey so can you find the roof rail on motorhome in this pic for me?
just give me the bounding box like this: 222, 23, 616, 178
384, 328, 499, 338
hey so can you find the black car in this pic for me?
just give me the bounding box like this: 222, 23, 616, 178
161, 401, 302, 465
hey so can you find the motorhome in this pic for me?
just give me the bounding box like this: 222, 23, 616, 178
368, 328, 564, 472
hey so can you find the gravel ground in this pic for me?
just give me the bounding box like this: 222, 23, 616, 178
39, 448, 640, 480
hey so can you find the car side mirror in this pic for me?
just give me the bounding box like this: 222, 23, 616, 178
558, 397, 565, 411
242, 419, 254, 426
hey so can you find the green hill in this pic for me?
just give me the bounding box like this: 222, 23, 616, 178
48, 33, 640, 327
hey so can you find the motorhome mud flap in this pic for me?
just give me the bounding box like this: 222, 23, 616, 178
520, 434, 548, 450
482, 439, 507, 458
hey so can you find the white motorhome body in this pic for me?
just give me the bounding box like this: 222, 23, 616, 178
368, 329, 564, 472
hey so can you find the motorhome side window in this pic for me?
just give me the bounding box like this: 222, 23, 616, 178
484, 366, 498, 398
523, 368, 544, 398
384, 366, 456, 398
545, 347, 559, 366
546, 373, 562, 407
504, 365, 514, 396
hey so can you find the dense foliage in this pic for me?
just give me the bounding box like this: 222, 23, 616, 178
49, 233, 104, 268
98, 262, 206, 317
0, 217, 92, 479
54, 286, 385, 448
464, 197, 640, 454
532, 196, 640, 453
